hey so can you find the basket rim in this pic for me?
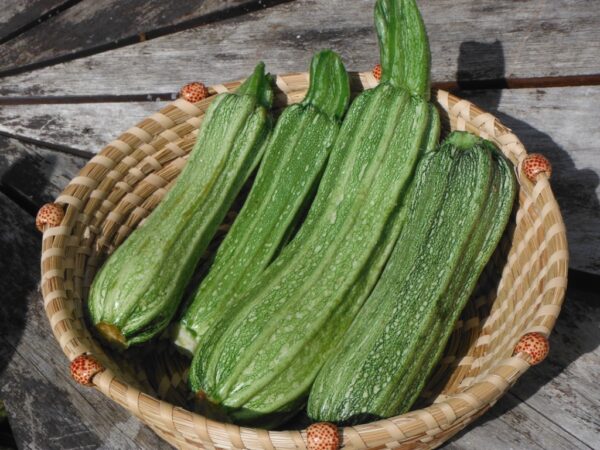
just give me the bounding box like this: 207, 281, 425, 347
40, 71, 568, 450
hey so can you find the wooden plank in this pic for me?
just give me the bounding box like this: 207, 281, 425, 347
0, 101, 168, 154
0, 0, 264, 74
457, 86, 600, 275
0, 136, 86, 210
0, 192, 169, 449
506, 286, 600, 448
1, 0, 599, 97
0, 0, 67, 42
447, 285, 600, 449
446, 392, 588, 450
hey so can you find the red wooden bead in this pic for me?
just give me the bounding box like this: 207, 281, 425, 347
70, 354, 105, 386
522, 153, 552, 182
513, 332, 550, 365
372, 63, 382, 81
307, 422, 339, 450
179, 82, 209, 103
35, 202, 64, 232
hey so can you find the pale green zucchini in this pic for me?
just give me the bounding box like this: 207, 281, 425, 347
187, 0, 440, 427
173, 50, 350, 355
307, 132, 517, 424
86, 63, 273, 349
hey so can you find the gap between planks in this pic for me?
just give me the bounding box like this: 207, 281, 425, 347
0, 0, 295, 79
2, 74, 600, 106
507, 390, 594, 450
0, 0, 82, 46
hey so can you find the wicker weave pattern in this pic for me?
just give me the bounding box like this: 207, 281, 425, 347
40, 72, 567, 449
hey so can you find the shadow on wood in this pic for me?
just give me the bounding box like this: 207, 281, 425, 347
0, 152, 55, 378
445, 40, 600, 448
453, 42, 600, 276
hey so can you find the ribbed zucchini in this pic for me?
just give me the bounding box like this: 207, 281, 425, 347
188, 0, 440, 427
307, 131, 517, 424
173, 50, 350, 355
87, 63, 274, 349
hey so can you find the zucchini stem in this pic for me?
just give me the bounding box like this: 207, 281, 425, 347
301, 50, 350, 122
236, 62, 274, 109
375, 0, 431, 99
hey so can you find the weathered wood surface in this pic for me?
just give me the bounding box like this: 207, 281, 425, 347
0, 0, 67, 43
0, 0, 266, 74
0, 136, 86, 210
0, 192, 169, 449
457, 86, 600, 275
507, 288, 600, 448
447, 285, 600, 450
2, 0, 600, 97
1, 85, 597, 274
0, 101, 168, 154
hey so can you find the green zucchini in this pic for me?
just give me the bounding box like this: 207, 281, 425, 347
87, 63, 274, 349
173, 50, 350, 355
188, 0, 440, 427
307, 132, 517, 424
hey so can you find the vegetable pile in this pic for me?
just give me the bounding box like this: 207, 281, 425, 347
86, 0, 516, 429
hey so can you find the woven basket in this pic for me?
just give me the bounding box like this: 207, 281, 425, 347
39, 71, 568, 449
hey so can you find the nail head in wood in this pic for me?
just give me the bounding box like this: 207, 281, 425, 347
372, 63, 382, 81
35, 202, 64, 232
513, 332, 549, 365
522, 153, 552, 182
307, 422, 339, 450
70, 354, 105, 386
179, 82, 209, 103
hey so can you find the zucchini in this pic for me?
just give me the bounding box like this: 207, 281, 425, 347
307, 132, 517, 424
173, 50, 350, 355
188, 0, 440, 427
87, 63, 274, 349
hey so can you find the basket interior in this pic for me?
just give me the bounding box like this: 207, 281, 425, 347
42, 71, 568, 447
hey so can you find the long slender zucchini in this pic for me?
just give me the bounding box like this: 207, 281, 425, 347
87, 63, 274, 349
173, 50, 350, 355
188, 0, 440, 427
307, 132, 517, 424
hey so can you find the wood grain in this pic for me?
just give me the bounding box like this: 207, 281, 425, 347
446, 394, 589, 450
1, 0, 599, 97
508, 287, 600, 448
0, 192, 171, 449
446, 285, 600, 449
0, 0, 266, 74
457, 86, 600, 275
0, 101, 168, 154
0, 0, 68, 42
0, 136, 86, 211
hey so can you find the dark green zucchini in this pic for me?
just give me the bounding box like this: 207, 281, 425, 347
187, 0, 440, 427
87, 63, 273, 349
307, 132, 517, 424
173, 50, 350, 355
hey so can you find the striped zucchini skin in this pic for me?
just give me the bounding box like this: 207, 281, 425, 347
307, 132, 517, 424
173, 50, 350, 355
87, 63, 274, 349
188, 82, 438, 427
186, 0, 440, 427
394, 140, 518, 415
376, 0, 430, 98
